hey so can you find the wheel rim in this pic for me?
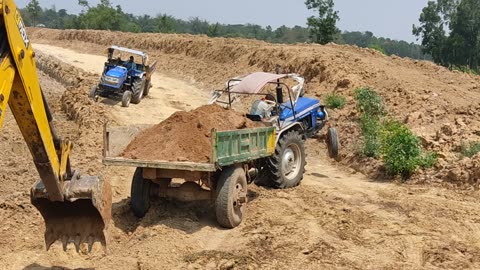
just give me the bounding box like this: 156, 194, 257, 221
233, 181, 246, 218
282, 143, 301, 181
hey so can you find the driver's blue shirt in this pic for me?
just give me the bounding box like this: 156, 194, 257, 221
124, 61, 137, 71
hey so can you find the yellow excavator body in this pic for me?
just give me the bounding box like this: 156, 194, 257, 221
0, 0, 111, 252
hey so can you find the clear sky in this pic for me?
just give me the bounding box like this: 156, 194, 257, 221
16, 0, 429, 43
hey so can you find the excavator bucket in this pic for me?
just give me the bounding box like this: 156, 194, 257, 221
31, 174, 112, 252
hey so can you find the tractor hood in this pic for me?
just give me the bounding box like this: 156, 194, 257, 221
280, 97, 320, 122
105, 66, 128, 78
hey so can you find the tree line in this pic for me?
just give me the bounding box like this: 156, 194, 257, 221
23, 0, 428, 60
413, 0, 479, 73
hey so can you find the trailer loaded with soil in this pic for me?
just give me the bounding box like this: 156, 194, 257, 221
103, 105, 276, 228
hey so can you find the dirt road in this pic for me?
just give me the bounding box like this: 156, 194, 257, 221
1, 43, 480, 269
34, 43, 210, 125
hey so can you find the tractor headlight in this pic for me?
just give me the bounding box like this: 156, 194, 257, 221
104, 76, 120, 84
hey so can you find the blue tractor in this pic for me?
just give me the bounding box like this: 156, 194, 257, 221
90, 46, 156, 107
209, 71, 339, 188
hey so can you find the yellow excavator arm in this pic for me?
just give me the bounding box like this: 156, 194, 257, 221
0, 0, 111, 252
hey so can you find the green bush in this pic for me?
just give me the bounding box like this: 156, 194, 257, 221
324, 92, 346, 109
418, 152, 438, 168
368, 44, 386, 55
452, 65, 479, 75
461, 142, 480, 158
354, 87, 385, 117
359, 114, 381, 157
380, 120, 422, 179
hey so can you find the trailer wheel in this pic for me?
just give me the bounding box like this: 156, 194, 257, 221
122, 91, 132, 107
265, 130, 306, 189
327, 127, 339, 160
215, 165, 247, 228
131, 168, 152, 218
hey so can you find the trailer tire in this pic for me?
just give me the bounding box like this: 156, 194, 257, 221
130, 168, 151, 218
265, 130, 306, 189
215, 165, 247, 228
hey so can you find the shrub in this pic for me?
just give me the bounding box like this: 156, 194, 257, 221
418, 152, 438, 168
325, 92, 346, 109
354, 87, 385, 117
359, 114, 381, 157
461, 142, 480, 158
368, 44, 386, 55
380, 120, 421, 179
452, 65, 479, 75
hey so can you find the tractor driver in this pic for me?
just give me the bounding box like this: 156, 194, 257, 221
124, 56, 137, 72
249, 93, 276, 120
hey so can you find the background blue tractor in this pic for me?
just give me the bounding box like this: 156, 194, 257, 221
90, 46, 156, 107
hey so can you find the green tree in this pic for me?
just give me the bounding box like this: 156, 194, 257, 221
26, 0, 41, 26
414, 0, 479, 71
305, 0, 340, 44
413, 1, 448, 65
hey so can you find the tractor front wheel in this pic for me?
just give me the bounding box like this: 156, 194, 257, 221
90, 86, 99, 101
122, 91, 132, 107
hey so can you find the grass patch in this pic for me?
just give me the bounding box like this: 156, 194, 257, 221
461, 142, 480, 158
324, 92, 346, 109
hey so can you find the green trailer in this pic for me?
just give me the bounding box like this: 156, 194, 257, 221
103, 124, 276, 228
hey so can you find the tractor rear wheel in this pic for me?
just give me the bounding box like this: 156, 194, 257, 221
130, 168, 152, 218
215, 165, 247, 228
131, 79, 145, 104
122, 91, 132, 107
264, 130, 306, 189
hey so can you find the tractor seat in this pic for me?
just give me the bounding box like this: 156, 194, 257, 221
246, 114, 262, 121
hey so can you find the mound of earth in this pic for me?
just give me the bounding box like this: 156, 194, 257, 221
122, 104, 262, 162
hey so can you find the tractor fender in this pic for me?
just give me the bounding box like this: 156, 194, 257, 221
137, 72, 146, 79
276, 122, 305, 144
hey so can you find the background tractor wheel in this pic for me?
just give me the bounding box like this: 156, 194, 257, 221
89, 86, 98, 101
131, 79, 145, 104
130, 168, 152, 218
327, 127, 339, 160
264, 130, 306, 189
143, 79, 152, 97
122, 91, 132, 107
215, 165, 247, 228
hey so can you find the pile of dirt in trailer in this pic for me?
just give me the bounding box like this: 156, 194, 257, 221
122, 104, 262, 162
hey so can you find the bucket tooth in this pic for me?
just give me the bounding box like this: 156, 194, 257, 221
61, 235, 68, 251
74, 235, 81, 252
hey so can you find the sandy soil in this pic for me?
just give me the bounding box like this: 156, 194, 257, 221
0, 33, 480, 270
